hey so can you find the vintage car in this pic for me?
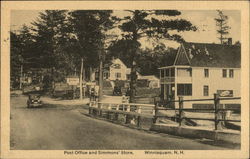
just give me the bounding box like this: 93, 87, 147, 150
113, 86, 122, 96
27, 94, 42, 108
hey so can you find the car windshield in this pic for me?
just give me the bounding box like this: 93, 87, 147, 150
29, 95, 40, 99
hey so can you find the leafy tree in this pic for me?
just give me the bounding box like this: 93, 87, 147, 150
31, 10, 70, 86
68, 10, 115, 80
10, 31, 22, 88
10, 25, 37, 88
215, 10, 231, 44
118, 10, 196, 102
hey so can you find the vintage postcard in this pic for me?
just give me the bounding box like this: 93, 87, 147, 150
1, 1, 249, 159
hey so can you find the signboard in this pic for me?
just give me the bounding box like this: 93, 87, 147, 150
217, 90, 233, 97
66, 77, 79, 86
111, 64, 121, 69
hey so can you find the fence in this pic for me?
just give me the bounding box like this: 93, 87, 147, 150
89, 101, 155, 128
89, 93, 241, 130
154, 93, 241, 130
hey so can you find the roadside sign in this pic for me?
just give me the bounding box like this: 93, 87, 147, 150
217, 90, 233, 97
66, 77, 79, 86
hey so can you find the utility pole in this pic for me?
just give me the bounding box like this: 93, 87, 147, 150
79, 58, 83, 100
98, 51, 103, 101
19, 64, 23, 90
83, 68, 85, 98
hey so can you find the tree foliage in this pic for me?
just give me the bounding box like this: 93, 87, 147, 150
11, 10, 115, 87
117, 10, 196, 102
10, 25, 37, 88
68, 10, 114, 69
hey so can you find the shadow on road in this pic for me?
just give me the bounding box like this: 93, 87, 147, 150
81, 111, 240, 150
14, 104, 88, 110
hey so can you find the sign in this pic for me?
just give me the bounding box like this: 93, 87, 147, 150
111, 64, 121, 69
66, 77, 79, 86
217, 90, 233, 97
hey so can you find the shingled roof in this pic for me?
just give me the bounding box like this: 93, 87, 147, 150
175, 42, 241, 68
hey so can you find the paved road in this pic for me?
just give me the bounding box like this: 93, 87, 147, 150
10, 95, 237, 150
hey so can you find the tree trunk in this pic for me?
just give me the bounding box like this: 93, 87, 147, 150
79, 58, 83, 100
129, 33, 138, 103
129, 61, 137, 103
99, 57, 103, 101
19, 64, 23, 90
51, 67, 55, 93
89, 67, 93, 81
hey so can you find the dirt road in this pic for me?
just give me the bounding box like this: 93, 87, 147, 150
10, 95, 237, 150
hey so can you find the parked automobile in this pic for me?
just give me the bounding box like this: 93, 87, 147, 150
27, 94, 42, 108
113, 86, 122, 96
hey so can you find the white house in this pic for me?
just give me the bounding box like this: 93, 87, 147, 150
159, 42, 241, 108
103, 58, 131, 81
102, 58, 142, 81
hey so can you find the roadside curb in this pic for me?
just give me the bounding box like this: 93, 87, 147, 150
150, 124, 240, 145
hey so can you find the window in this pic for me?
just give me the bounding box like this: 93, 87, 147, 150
203, 85, 209, 96
177, 68, 191, 77
222, 69, 227, 78
160, 84, 164, 98
103, 72, 109, 79
115, 73, 121, 79
126, 74, 131, 80
229, 69, 234, 78
165, 69, 169, 77
204, 69, 209, 77
95, 72, 99, 79
171, 68, 175, 77
177, 84, 192, 96
160, 70, 164, 78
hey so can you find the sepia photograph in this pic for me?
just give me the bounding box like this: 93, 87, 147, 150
1, 1, 249, 159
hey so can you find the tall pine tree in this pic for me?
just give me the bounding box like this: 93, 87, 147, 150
31, 10, 70, 85
68, 10, 114, 80
118, 10, 196, 102
215, 10, 231, 44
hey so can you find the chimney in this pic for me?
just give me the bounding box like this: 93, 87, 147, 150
228, 38, 232, 45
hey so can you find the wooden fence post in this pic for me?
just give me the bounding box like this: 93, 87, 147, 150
115, 112, 119, 121
125, 104, 130, 124
178, 96, 183, 126
137, 116, 141, 128
107, 111, 110, 120
153, 103, 159, 124
214, 93, 219, 130
127, 105, 131, 112
137, 106, 142, 113
122, 104, 125, 111
89, 107, 92, 115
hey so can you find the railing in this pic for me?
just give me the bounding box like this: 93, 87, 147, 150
160, 77, 175, 83
90, 101, 155, 115
89, 101, 155, 128
154, 94, 241, 130
88, 93, 241, 131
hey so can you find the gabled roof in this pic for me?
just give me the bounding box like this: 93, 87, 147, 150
104, 58, 130, 69
174, 44, 191, 66
180, 42, 241, 68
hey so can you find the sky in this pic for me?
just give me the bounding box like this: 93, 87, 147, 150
11, 10, 241, 48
